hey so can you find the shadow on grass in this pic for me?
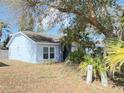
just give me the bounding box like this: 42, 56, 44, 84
112, 73, 124, 90
0, 62, 9, 67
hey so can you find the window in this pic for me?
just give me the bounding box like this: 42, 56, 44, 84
43, 47, 55, 59
50, 47, 54, 59
43, 47, 48, 59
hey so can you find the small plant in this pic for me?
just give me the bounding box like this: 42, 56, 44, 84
79, 55, 94, 73
79, 55, 106, 80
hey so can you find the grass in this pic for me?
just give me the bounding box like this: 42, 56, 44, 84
0, 59, 123, 93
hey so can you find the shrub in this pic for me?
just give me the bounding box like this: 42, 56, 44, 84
79, 55, 106, 79
65, 47, 85, 64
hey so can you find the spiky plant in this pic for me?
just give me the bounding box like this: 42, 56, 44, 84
105, 45, 124, 75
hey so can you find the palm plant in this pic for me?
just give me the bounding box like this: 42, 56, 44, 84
105, 42, 124, 76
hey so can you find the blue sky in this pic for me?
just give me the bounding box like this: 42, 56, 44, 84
0, 4, 19, 33
118, 0, 124, 6
0, 0, 124, 35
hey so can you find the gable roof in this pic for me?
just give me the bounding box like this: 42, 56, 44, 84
22, 31, 56, 43
7, 31, 60, 47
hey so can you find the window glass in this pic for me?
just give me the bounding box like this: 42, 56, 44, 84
44, 47, 48, 53
43, 47, 48, 59
50, 47, 54, 53
43, 47, 55, 59
50, 47, 54, 59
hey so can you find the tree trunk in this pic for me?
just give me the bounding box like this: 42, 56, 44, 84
121, 31, 124, 41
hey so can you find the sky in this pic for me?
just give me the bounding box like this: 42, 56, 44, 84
0, 0, 124, 36
0, 2, 62, 36
0, 4, 19, 32
118, 0, 124, 6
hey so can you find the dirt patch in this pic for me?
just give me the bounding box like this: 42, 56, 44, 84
0, 59, 123, 93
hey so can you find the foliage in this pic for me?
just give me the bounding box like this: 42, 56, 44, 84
105, 40, 124, 75
105, 38, 124, 47
0, 21, 11, 49
60, 16, 89, 46
120, 13, 124, 29
19, 12, 35, 31
3, 0, 118, 37
79, 55, 95, 73
65, 47, 85, 64
0, 21, 5, 36
62, 27, 95, 65
79, 55, 106, 78
0, 21, 11, 33
1, 37, 10, 50
61, 26, 95, 49
0, 21, 4, 31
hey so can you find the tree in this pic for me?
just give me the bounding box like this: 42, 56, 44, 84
120, 11, 124, 41
0, 21, 5, 37
19, 13, 35, 31
1, 0, 117, 37
0, 21, 12, 49
16, 0, 117, 37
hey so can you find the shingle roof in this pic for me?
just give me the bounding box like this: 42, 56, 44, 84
22, 31, 58, 43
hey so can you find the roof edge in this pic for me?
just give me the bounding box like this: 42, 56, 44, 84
6, 32, 36, 47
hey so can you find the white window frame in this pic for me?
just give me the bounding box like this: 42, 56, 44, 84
43, 46, 55, 60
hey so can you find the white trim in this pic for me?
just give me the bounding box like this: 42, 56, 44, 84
20, 32, 36, 44
37, 42, 60, 46
6, 32, 36, 47
7, 31, 60, 47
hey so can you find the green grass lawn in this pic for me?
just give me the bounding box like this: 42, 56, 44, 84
0, 59, 123, 93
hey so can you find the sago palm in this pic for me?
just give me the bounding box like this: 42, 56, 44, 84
105, 45, 124, 75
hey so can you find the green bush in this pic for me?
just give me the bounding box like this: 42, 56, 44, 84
79, 55, 106, 79
65, 47, 85, 64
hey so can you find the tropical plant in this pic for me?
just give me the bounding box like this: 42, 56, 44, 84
105, 41, 124, 76
0, 21, 12, 49
0, 21, 12, 35
79, 55, 106, 79
79, 55, 95, 73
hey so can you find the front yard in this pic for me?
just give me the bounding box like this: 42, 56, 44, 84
0, 59, 123, 93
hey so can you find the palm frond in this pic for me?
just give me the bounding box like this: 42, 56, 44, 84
105, 45, 124, 74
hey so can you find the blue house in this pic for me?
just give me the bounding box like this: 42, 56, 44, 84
7, 31, 62, 63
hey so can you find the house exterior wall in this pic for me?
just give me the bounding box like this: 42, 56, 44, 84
8, 34, 37, 63
36, 43, 61, 63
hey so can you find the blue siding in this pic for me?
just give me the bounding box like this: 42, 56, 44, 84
9, 34, 37, 63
